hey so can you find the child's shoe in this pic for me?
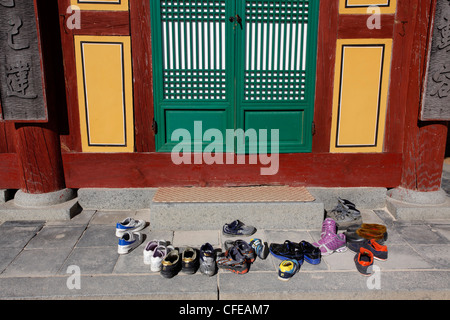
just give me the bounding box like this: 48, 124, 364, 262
216, 246, 249, 274
300, 240, 321, 265
250, 238, 269, 260
354, 247, 374, 276
117, 231, 144, 255
181, 247, 199, 274
278, 259, 300, 281
115, 217, 146, 237
143, 240, 166, 265
199, 243, 217, 276
312, 232, 347, 256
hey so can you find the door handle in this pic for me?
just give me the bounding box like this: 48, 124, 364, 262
236, 14, 243, 29
229, 15, 243, 30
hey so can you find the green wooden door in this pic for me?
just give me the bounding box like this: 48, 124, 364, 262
150, 0, 319, 153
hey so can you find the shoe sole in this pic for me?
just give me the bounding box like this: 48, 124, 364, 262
218, 266, 249, 274
319, 245, 347, 256
269, 250, 304, 264
277, 276, 293, 281
304, 256, 321, 265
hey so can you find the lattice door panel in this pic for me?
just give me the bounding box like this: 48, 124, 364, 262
242, 0, 310, 102
160, 0, 229, 101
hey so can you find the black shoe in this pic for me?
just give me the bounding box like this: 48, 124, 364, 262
216, 246, 249, 274
300, 240, 321, 265
181, 247, 199, 274
269, 240, 304, 263
161, 249, 181, 278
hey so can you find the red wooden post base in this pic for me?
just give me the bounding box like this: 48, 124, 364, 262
14, 124, 66, 195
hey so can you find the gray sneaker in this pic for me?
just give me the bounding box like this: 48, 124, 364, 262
222, 220, 256, 237
327, 207, 362, 230
199, 243, 216, 276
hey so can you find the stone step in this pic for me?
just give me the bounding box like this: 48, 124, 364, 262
149, 201, 324, 230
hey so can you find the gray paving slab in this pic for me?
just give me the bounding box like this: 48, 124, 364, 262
395, 224, 450, 245
1, 248, 73, 277
76, 225, 117, 248
218, 270, 450, 300
25, 226, 86, 249
0, 248, 22, 273
0, 226, 41, 248
59, 247, 119, 275
0, 274, 218, 300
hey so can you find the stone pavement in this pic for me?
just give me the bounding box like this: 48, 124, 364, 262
0, 206, 449, 300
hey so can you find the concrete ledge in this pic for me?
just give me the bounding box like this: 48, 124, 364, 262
150, 201, 324, 230
307, 187, 387, 210
78, 188, 157, 210
386, 196, 450, 220
0, 198, 81, 221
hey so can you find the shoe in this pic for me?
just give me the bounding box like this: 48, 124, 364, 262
250, 238, 269, 260
222, 220, 256, 237
300, 240, 321, 265
327, 208, 362, 230
344, 224, 367, 244
224, 240, 256, 263
115, 217, 145, 237
151, 244, 175, 272
312, 232, 347, 256
117, 231, 144, 255
161, 249, 181, 278
181, 247, 199, 274
320, 218, 338, 236
269, 240, 304, 263
338, 197, 356, 208
199, 243, 217, 276
216, 246, 249, 274
356, 227, 388, 242
354, 247, 374, 276
143, 240, 166, 265
348, 239, 388, 261
278, 259, 300, 281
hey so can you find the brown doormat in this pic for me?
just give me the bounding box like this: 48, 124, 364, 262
152, 186, 315, 203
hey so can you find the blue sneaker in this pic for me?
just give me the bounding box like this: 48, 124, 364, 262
300, 240, 321, 265
118, 231, 144, 255
278, 259, 300, 281
222, 220, 256, 237
115, 217, 146, 237
269, 240, 304, 264
250, 238, 269, 260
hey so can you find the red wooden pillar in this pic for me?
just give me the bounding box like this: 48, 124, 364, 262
14, 0, 67, 195
399, 0, 449, 193
14, 124, 66, 194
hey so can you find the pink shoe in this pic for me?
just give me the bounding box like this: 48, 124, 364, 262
313, 232, 347, 256
321, 218, 337, 237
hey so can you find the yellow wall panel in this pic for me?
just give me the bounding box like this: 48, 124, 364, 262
75, 36, 134, 152
70, 0, 129, 11
340, 0, 396, 14
330, 39, 392, 153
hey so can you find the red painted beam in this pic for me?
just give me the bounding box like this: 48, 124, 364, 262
62, 152, 402, 189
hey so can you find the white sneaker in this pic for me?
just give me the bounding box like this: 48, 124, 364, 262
143, 240, 167, 265
150, 244, 174, 272
115, 217, 146, 237
118, 231, 144, 255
